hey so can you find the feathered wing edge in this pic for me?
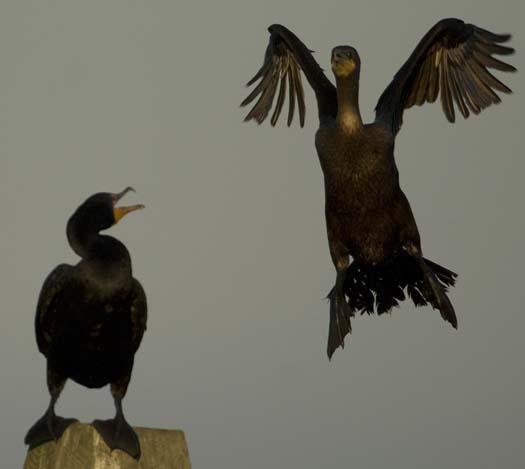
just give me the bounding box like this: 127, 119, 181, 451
241, 39, 307, 126
241, 24, 337, 127
375, 18, 516, 134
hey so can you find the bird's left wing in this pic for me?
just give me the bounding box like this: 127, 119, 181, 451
241, 24, 337, 127
130, 279, 147, 352
374, 18, 515, 135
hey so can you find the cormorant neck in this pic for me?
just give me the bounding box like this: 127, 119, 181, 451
66, 217, 130, 269
335, 74, 363, 133
67, 217, 98, 259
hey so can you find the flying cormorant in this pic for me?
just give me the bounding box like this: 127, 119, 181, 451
241, 19, 515, 358
25, 188, 147, 460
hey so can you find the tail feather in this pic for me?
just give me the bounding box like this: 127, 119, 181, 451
425, 259, 457, 288
342, 251, 457, 324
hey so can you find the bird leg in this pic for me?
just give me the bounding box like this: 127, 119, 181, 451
326, 266, 352, 359
405, 243, 458, 329
93, 378, 141, 460
24, 371, 77, 449
326, 230, 353, 359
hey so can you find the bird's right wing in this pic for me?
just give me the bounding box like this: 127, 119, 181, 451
35, 264, 72, 356
130, 279, 148, 353
241, 24, 337, 127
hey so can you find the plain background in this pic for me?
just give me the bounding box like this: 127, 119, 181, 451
1, 1, 523, 468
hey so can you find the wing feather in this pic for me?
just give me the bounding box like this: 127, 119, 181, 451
426, 51, 440, 102
375, 18, 515, 135
440, 55, 455, 122
292, 61, 306, 127
287, 66, 297, 126
448, 65, 469, 118
242, 24, 337, 127
271, 73, 287, 126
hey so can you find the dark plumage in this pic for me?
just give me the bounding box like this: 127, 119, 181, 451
241, 19, 515, 359
25, 188, 147, 460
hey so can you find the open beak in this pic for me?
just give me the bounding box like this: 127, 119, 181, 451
111, 187, 145, 223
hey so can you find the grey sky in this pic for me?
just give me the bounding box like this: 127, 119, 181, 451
1, 1, 524, 468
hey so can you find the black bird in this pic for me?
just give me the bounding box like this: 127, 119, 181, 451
241, 19, 515, 359
25, 188, 147, 460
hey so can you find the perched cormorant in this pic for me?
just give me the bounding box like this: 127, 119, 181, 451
25, 188, 147, 460
241, 19, 515, 359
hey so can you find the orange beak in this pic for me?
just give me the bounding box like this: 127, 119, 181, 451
111, 187, 145, 223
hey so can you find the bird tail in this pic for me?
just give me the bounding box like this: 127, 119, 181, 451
342, 251, 457, 325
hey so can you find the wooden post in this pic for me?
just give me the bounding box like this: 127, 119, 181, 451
24, 422, 191, 469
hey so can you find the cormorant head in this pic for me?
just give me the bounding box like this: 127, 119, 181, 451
71, 187, 145, 232
331, 46, 360, 79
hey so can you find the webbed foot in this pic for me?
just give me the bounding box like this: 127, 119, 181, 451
93, 417, 141, 460
25, 412, 77, 449
327, 287, 352, 359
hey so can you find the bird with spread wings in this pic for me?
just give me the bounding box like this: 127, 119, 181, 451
241, 18, 515, 358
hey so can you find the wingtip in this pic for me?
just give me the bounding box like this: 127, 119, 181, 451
245, 75, 260, 87
492, 32, 513, 43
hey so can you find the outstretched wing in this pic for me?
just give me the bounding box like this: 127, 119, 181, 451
241, 24, 337, 127
130, 279, 147, 352
375, 18, 515, 135
35, 264, 72, 356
